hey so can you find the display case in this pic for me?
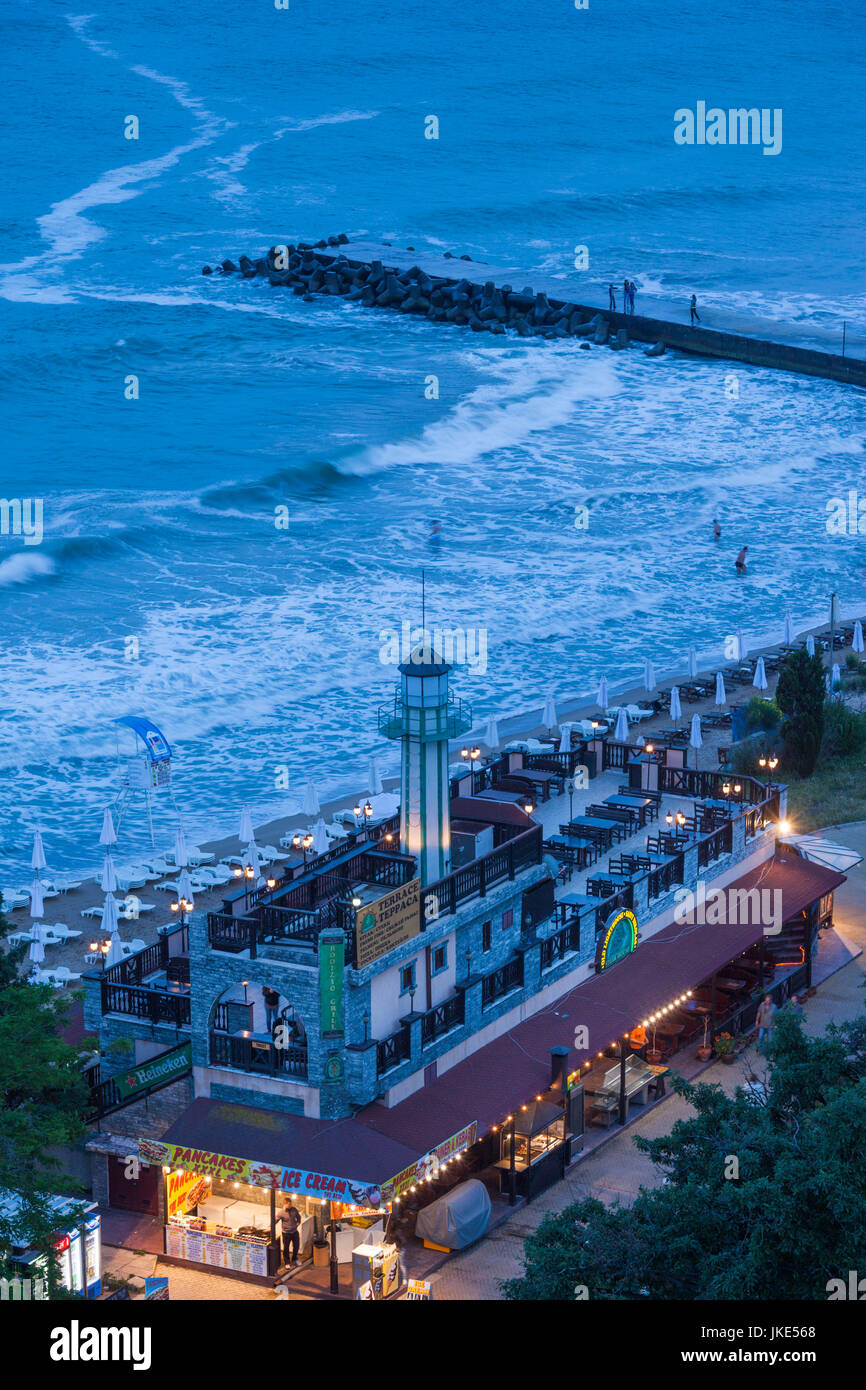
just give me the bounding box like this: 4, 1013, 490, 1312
497, 1099, 567, 1201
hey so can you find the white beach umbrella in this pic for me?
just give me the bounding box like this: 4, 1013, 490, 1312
853, 620, 864, 654
176, 868, 195, 904
784, 611, 793, 645
368, 757, 383, 796
100, 852, 118, 893
484, 715, 500, 749
688, 646, 698, 680
689, 714, 703, 750
558, 725, 571, 755
302, 780, 320, 817
806, 634, 816, 657
99, 808, 117, 847
737, 631, 747, 662
31, 830, 47, 872
238, 807, 254, 845
28, 927, 45, 966
753, 657, 768, 692
542, 692, 558, 730
831, 663, 841, 687
102, 892, 124, 967
669, 687, 682, 722
29, 878, 45, 917
312, 818, 330, 856
715, 671, 727, 706
173, 826, 189, 870
597, 676, 609, 709
613, 707, 629, 742
643, 660, 657, 693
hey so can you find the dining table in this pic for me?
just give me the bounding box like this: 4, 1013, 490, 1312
569, 815, 627, 845
556, 892, 596, 925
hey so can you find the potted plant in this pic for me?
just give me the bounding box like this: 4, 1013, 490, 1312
697, 1016, 713, 1062
645, 1024, 662, 1065
713, 1031, 736, 1064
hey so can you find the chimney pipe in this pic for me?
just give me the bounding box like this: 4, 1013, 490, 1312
550, 1045, 570, 1092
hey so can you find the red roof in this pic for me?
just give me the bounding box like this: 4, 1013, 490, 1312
158, 853, 843, 1184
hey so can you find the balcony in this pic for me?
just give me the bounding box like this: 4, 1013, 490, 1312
92, 923, 191, 1027
378, 691, 472, 742
425, 823, 543, 919
100, 979, 191, 1028
481, 954, 524, 1010
376, 1025, 411, 1077
420, 993, 465, 1047
209, 1031, 308, 1080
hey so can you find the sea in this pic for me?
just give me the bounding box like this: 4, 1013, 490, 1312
1, 0, 864, 881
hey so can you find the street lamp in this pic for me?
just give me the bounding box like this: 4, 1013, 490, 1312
89, 938, 111, 970
170, 894, 193, 928
523, 800, 534, 817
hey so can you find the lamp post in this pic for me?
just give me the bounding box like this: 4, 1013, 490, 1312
291, 833, 314, 865
170, 895, 193, 929
89, 938, 111, 971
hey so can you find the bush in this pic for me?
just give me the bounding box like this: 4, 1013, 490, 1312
844, 651, 862, 671
821, 701, 866, 760
744, 697, 781, 732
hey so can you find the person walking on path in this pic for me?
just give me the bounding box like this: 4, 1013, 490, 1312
786, 993, 804, 1021
608, 283, 616, 311
756, 994, 777, 1050
689, 293, 701, 324
735, 545, 748, 576
278, 1199, 302, 1267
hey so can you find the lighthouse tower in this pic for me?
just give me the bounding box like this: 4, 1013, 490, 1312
379, 644, 472, 886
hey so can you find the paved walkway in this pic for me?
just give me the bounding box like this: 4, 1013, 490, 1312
427, 824, 866, 1301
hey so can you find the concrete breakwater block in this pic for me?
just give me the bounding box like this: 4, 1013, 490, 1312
593, 320, 610, 344
644, 340, 666, 357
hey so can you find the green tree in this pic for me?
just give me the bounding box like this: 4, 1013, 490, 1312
503, 1010, 866, 1300
0, 897, 90, 1295
775, 648, 826, 778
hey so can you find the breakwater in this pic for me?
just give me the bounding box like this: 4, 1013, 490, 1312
203, 237, 866, 388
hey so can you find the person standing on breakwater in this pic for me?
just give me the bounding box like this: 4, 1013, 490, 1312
609, 283, 616, 311
690, 293, 701, 325
628, 281, 636, 314
735, 545, 748, 576
623, 279, 629, 314
713, 519, 722, 542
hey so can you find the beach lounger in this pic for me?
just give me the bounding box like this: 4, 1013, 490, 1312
154, 878, 181, 891
80, 905, 105, 919
1, 891, 32, 910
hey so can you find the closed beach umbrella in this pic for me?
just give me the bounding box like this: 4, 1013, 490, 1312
643, 660, 656, 693
176, 868, 195, 905
312, 819, 330, 856
558, 725, 571, 755
613, 707, 629, 742
737, 631, 747, 662
831, 663, 841, 687
31, 830, 47, 872
28, 926, 45, 966
238, 807, 254, 845
853, 620, 864, 654
688, 646, 698, 679
174, 827, 189, 870
597, 676, 609, 709
484, 715, 500, 749
715, 671, 727, 706
784, 611, 793, 645
302, 780, 320, 817
368, 757, 383, 796
29, 861, 45, 965
29, 878, 45, 917
669, 687, 682, 721
99, 808, 117, 847
103, 892, 124, 967
542, 692, 558, 731
100, 852, 118, 893
753, 657, 768, 691
689, 714, 703, 771
806, 634, 816, 657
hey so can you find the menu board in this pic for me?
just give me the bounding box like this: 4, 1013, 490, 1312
165, 1225, 185, 1259
203, 1233, 225, 1268
225, 1239, 249, 1272
184, 1229, 204, 1264
247, 1242, 268, 1277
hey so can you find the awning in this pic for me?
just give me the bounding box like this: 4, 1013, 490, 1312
782, 834, 863, 873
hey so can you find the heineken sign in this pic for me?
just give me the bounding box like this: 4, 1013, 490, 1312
595, 908, 638, 972
115, 1043, 192, 1099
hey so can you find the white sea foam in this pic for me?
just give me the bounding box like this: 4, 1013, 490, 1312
0, 552, 55, 586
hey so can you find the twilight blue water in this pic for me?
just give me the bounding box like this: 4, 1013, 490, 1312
1, 0, 864, 880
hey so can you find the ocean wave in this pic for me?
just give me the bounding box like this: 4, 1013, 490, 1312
0, 552, 55, 586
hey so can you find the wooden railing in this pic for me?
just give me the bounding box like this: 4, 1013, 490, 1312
481, 954, 524, 1010
377, 1025, 411, 1076
209, 1031, 308, 1079
100, 980, 191, 1027
421, 993, 465, 1047
85, 1040, 192, 1122
101, 922, 188, 987
425, 823, 543, 919
540, 920, 582, 971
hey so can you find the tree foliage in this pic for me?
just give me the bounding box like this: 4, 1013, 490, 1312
0, 898, 90, 1291
503, 1009, 866, 1300
775, 649, 826, 778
